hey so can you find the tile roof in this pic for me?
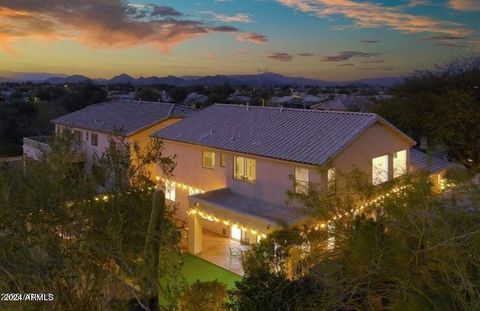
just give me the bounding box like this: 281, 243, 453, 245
191, 188, 304, 225
409, 149, 451, 174
52, 100, 196, 136
154, 104, 414, 166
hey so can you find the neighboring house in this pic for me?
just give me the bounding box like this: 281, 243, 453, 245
183, 92, 209, 108
23, 100, 195, 179
152, 104, 419, 255
409, 148, 451, 192
311, 95, 375, 112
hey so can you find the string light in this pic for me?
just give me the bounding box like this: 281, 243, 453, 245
307, 184, 409, 232
188, 207, 268, 239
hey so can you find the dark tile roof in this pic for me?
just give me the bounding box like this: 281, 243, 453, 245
52, 100, 196, 136
191, 188, 304, 225
154, 104, 414, 166
409, 149, 451, 174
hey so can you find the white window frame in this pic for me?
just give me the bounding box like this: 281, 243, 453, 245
372, 154, 389, 185
233, 156, 256, 183
165, 180, 176, 201
393, 149, 407, 178
327, 167, 336, 191
73, 130, 83, 143
91, 133, 98, 147
202, 150, 215, 169
294, 167, 309, 194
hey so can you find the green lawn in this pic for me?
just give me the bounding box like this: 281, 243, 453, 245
181, 254, 242, 289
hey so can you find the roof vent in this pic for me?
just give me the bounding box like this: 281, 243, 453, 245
280, 106, 283, 112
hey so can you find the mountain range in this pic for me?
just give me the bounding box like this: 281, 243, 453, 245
0, 71, 405, 87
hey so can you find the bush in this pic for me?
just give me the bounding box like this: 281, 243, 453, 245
180, 280, 227, 311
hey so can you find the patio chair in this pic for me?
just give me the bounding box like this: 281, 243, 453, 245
228, 244, 241, 263
240, 236, 250, 246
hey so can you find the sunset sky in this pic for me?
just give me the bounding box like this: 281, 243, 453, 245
1, 0, 479, 80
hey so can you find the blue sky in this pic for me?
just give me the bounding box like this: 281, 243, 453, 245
0, 0, 479, 80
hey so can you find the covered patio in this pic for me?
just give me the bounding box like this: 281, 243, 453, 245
185, 188, 303, 275
196, 229, 249, 275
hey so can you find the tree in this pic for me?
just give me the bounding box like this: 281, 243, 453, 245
0, 130, 182, 310
136, 88, 160, 102
180, 280, 227, 311
373, 57, 480, 167
229, 171, 480, 310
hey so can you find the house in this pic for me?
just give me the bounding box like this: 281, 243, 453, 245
409, 148, 451, 192
152, 104, 419, 258
183, 92, 209, 108
23, 100, 195, 179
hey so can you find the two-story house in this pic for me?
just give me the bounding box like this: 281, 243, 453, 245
23, 100, 195, 179
152, 104, 419, 255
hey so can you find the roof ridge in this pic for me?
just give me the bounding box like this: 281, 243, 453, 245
124, 99, 174, 106
212, 103, 377, 117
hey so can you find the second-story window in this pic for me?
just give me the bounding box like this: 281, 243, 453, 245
372, 154, 389, 185
73, 130, 82, 143
202, 150, 215, 169
91, 133, 98, 147
327, 167, 336, 191
234, 156, 256, 183
393, 149, 407, 178
294, 167, 309, 193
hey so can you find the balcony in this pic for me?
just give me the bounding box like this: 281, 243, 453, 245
23, 136, 86, 162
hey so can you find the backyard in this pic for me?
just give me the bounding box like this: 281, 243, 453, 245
181, 254, 242, 289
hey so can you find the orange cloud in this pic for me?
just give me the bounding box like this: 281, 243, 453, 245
236, 32, 268, 44
266, 52, 293, 61
0, 1, 238, 52
449, 0, 480, 11
277, 0, 471, 36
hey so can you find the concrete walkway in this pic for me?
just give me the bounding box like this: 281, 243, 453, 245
196, 230, 245, 276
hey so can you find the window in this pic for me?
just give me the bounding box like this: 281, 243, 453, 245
372, 154, 389, 185
73, 130, 83, 143
202, 150, 215, 169
86, 131, 89, 141
91, 133, 98, 147
165, 180, 176, 201
231, 225, 242, 241
294, 167, 309, 193
327, 167, 336, 191
220, 152, 226, 167
234, 156, 256, 183
393, 150, 407, 178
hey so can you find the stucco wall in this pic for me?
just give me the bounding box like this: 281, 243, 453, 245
158, 140, 321, 218
54, 118, 182, 173
331, 122, 414, 187
129, 118, 182, 179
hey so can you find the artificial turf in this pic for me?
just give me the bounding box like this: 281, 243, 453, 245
181, 254, 242, 289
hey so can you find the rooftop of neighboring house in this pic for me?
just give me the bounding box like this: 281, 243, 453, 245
153, 103, 415, 166
409, 148, 451, 174
52, 100, 196, 136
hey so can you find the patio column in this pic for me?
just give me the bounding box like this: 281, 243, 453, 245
188, 213, 202, 254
